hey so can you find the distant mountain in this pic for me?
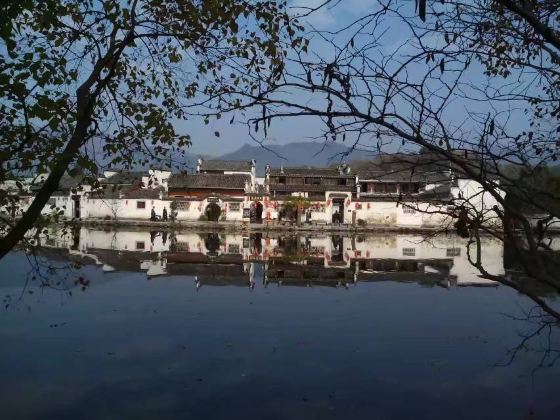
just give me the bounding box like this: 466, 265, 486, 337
216, 142, 375, 175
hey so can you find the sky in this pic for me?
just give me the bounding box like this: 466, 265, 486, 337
184, 0, 527, 158
184, 0, 407, 156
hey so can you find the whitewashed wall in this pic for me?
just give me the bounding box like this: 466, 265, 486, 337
351, 200, 450, 227
82, 197, 168, 220
172, 198, 244, 221
452, 179, 504, 228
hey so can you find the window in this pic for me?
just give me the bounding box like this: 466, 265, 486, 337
229, 203, 241, 212
403, 206, 415, 214
136, 241, 145, 250
137, 201, 146, 209
355, 203, 362, 209
400, 183, 409, 194
278, 177, 286, 184
447, 248, 461, 257
228, 244, 240, 254
175, 201, 190, 211
374, 183, 385, 193
402, 247, 416, 256
337, 178, 347, 186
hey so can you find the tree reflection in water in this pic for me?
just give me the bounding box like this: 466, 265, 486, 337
3, 226, 560, 375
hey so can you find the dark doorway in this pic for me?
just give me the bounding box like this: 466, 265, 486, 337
252, 201, 263, 223
71, 227, 80, 250
205, 233, 221, 256
251, 233, 262, 255
205, 203, 221, 221
331, 198, 344, 223
72, 195, 80, 219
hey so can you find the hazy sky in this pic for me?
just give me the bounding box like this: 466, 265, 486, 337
181, 0, 531, 157
184, 0, 394, 156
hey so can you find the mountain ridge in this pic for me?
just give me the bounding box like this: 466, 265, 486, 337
214, 141, 374, 175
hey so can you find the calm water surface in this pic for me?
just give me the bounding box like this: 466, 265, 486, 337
0, 228, 559, 419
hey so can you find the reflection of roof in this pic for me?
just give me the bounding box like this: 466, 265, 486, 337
88, 249, 158, 271
168, 173, 249, 190
165, 252, 250, 286
265, 260, 348, 288
166, 264, 249, 285
269, 167, 353, 177
200, 159, 253, 172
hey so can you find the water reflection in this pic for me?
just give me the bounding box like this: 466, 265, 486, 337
2, 228, 560, 420
35, 226, 505, 290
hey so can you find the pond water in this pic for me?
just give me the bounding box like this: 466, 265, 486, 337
0, 228, 559, 419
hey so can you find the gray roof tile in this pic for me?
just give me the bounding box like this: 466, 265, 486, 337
102, 171, 146, 185
199, 160, 253, 172
269, 167, 353, 177
169, 173, 249, 190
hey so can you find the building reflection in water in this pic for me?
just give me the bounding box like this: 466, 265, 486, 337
35, 227, 506, 290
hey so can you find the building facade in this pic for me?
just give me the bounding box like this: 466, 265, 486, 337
1, 154, 504, 229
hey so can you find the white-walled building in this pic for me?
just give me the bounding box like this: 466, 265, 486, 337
167, 159, 257, 222
1, 154, 506, 229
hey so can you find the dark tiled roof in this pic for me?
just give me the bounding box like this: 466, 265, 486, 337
357, 169, 427, 183
268, 184, 354, 192
102, 171, 146, 185
199, 159, 253, 172
125, 187, 165, 199
269, 167, 353, 177
168, 173, 250, 190
88, 186, 164, 199
30, 173, 88, 192
57, 174, 87, 190
353, 151, 497, 181
417, 183, 454, 200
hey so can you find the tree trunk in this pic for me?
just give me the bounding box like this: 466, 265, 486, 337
0, 114, 89, 258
